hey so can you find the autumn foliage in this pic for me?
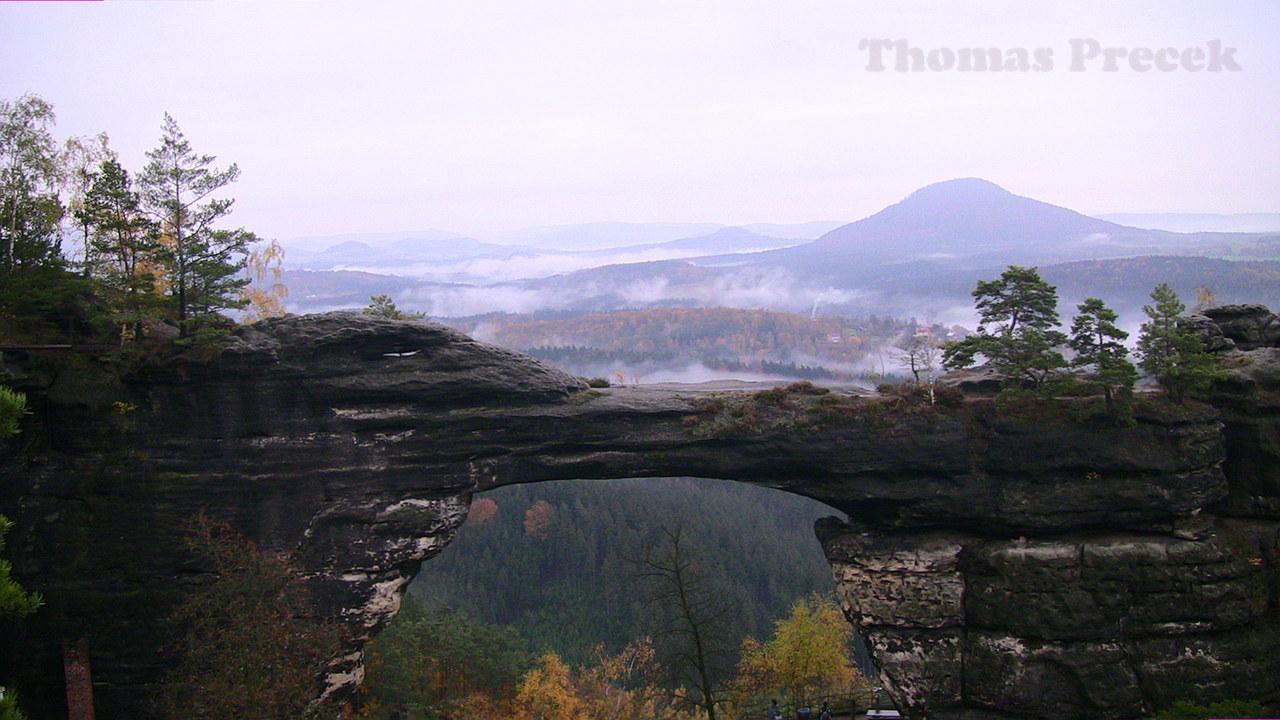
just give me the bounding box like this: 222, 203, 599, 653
730, 594, 872, 714
157, 513, 346, 720
359, 592, 870, 720
466, 497, 499, 526
523, 500, 555, 538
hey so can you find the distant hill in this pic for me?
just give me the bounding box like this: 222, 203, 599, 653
1096, 213, 1280, 234
740, 220, 845, 239
584, 226, 806, 256
275, 179, 1280, 332
1042, 256, 1280, 316
474, 221, 725, 251
285, 235, 531, 272
283, 228, 473, 253
282, 269, 463, 314
282, 224, 808, 286
755, 178, 1199, 280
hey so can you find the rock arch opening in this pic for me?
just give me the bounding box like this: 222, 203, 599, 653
403, 477, 851, 666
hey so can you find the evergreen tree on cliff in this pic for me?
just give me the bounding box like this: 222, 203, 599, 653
1137, 284, 1217, 405
77, 159, 164, 341
1, 387, 42, 720
943, 265, 1067, 390
139, 114, 254, 337
0, 386, 42, 620
1069, 297, 1137, 424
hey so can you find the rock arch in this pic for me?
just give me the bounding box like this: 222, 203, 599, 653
2, 311, 1277, 719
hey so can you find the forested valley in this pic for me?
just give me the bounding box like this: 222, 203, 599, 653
450, 308, 955, 383
357, 478, 875, 719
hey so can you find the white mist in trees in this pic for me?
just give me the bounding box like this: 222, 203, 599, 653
1069, 297, 1137, 424
1137, 284, 1218, 404
893, 332, 941, 384
942, 265, 1068, 390
892, 326, 944, 403
139, 114, 255, 336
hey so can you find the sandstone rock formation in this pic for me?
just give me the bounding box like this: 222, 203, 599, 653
0, 310, 1276, 719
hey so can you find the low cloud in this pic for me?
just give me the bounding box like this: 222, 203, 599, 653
331, 245, 786, 285
347, 266, 878, 319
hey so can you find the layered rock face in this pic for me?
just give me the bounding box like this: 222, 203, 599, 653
818, 304, 1280, 719
0, 309, 1277, 719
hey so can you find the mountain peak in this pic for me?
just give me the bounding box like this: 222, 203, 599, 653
900, 177, 1014, 206
799, 178, 1136, 262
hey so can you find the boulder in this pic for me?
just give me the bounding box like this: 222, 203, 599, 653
1201, 304, 1280, 350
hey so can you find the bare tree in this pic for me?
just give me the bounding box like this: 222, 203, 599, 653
627, 524, 733, 720
892, 329, 943, 403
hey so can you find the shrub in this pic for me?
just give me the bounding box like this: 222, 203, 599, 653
0, 688, 31, 720
158, 513, 346, 720
1150, 699, 1270, 719
568, 390, 605, 405
876, 381, 964, 408
0, 386, 27, 438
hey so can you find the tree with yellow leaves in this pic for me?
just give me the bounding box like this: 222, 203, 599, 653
512, 653, 584, 720
240, 239, 289, 322
731, 594, 871, 714
509, 641, 698, 720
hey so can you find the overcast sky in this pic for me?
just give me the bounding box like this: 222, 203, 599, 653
2, 1, 1277, 240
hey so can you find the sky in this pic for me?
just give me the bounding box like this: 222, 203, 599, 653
2, 0, 1278, 241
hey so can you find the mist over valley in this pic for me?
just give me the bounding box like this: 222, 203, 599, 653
277, 179, 1280, 382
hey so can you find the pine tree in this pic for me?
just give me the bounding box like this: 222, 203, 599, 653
0, 515, 42, 619
1069, 297, 1137, 424
1, 386, 42, 620
138, 114, 254, 337
943, 265, 1068, 390
78, 159, 163, 341
1137, 284, 1218, 404
362, 294, 423, 320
